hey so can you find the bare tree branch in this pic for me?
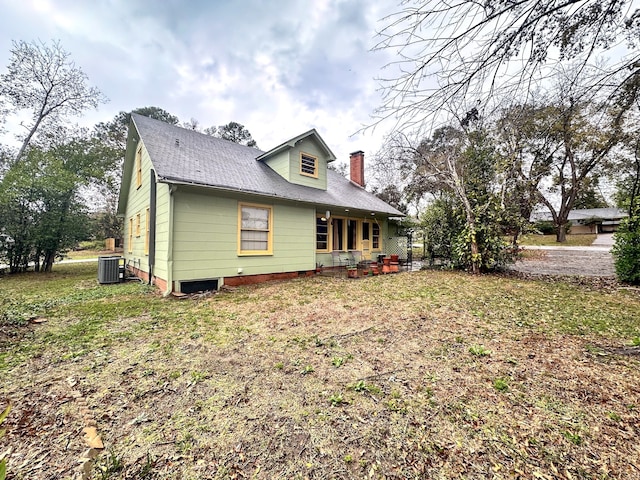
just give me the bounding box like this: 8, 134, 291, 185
0, 40, 106, 162
369, 0, 639, 132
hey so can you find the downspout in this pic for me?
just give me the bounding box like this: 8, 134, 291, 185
148, 170, 157, 285
164, 184, 176, 297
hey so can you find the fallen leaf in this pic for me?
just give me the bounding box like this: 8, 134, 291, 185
82, 427, 104, 449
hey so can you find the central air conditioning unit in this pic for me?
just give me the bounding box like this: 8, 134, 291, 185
98, 256, 125, 284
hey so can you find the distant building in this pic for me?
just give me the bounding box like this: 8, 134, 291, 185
531, 208, 628, 234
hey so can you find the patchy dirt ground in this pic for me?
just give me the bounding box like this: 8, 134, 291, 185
1, 267, 639, 479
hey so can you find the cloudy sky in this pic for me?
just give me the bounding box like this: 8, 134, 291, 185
0, 0, 402, 169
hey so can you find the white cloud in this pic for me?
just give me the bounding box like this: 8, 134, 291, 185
0, 0, 400, 168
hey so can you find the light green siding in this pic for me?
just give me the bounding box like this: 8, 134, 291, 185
262, 150, 291, 182
123, 140, 152, 271
170, 187, 315, 288
288, 137, 328, 190
152, 182, 171, 281
261, 137, 328, 190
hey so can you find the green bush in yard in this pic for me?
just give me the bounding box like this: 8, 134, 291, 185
612, 211, 640, 284
533, 220, 556, 235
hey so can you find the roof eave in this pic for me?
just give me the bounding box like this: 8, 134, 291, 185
156, 175, 402, 217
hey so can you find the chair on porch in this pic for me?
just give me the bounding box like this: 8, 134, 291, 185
346, 250, 362, 268
331, 251, 348, 270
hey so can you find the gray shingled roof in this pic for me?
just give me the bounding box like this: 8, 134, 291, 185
532, 207, 628, 222
131, 113, 404, 216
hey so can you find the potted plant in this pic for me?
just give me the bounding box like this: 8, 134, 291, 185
371, 262, 379, 275
315, 262, 323, 274
347, 264, 358, 278
382, 257, 391, 274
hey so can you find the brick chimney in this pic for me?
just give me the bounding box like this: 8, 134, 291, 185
349, 150, 365, 187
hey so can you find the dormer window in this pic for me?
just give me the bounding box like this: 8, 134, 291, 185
300, 152, 318, 178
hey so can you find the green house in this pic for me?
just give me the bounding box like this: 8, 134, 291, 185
117, 114, 404, 294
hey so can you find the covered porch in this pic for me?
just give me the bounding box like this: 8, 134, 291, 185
315, 234, 414, 278
316, 253, 413, 278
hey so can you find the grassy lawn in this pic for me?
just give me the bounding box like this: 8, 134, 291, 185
518, 234, 597, 247
1, 264, 639, 479
64, 249, 121, 260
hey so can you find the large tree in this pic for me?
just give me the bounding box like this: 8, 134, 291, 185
93, 106, 179, 153
373, 0, 640, 128
92, 106, 180, 187
391, 115, 513, 273
209, 121, 258, 148
0, 40, 106, 162
159, 117, 259, 148
613, 113, 640, 213
371, 184, 408, 214
0, 136, 114, 272
496, 95, 621, 242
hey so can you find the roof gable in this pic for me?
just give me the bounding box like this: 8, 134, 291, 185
255, 129, 337, 162
117, 120, 141, 215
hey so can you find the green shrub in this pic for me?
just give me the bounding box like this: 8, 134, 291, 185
533, 220, 571, 236
612, 213, 640, 285
533, 220, 556, 235
77, 240, 106, 251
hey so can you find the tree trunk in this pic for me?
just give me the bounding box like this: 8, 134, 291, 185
510, 223, 523, 247
15, 108, 47, 162
43, 252, 55, 273
470, 231, 480, 274
33, 248, 43, 272
556, 225, 567, 243
446, 153, 480, 273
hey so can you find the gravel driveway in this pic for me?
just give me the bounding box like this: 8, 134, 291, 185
511, 234, 616, 277
511, 248, 615, 277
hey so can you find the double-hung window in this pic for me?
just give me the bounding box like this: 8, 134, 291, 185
316, 216, 329, 251
372, 223, 380, 249
239, 203, 273, 255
